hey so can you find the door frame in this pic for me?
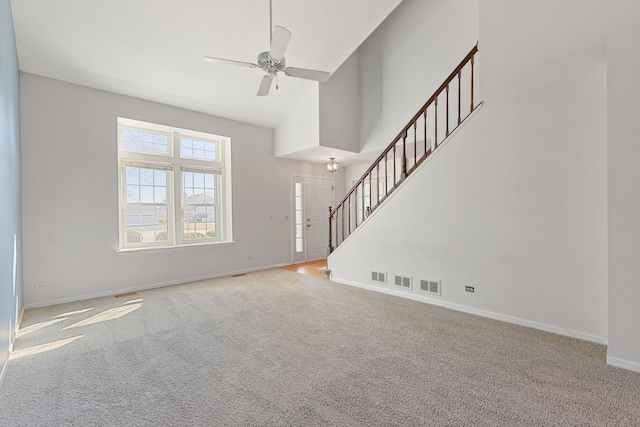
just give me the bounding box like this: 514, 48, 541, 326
290, 173, 335, 264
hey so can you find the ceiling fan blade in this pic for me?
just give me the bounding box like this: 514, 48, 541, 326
269, 26, 291, 60
284, 67, 331, 83
203, 56, 257, 68
257, 75, 274, 96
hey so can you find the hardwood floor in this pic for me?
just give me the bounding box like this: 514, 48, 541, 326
279, 259, 327, 279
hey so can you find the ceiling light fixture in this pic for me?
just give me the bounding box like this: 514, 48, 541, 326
326, 157, 340, 173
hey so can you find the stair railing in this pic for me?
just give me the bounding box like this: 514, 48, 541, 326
329, 44, 480, 253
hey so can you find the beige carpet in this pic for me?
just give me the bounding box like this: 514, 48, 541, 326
1, 269, 640, 426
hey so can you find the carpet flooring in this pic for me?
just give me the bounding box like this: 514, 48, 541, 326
1, 269, 640, 426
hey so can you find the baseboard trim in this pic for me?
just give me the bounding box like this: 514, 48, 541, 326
24, 264, 287, 309
331, 277, 607, 345
606, 356, 640, 373
274, 262, 293, 268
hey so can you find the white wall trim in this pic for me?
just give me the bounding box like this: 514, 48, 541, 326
274, 262, 293, 268
331, 277, 607, 345
24, 264, 289, 309
606, 356, 640, 374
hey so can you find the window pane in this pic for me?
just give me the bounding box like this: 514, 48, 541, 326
183, 172, 193, 187
205, 142, 217, 160
126, 168, 167, 203
125, 167, 140, 184
126, 185, 139, 202
182, 205, 215, 240
182, 170, 216, 241
181, 147, 192, 158
194, 172, 205, 188
295, 196, 302, 211
295, 211, 302, 224
180, 138, 215, 160
140, 186, 154, 203
122, 129, 168, 155
154, 186, 166, 203
296, 238, 303, 252
126, 205, 168, 243
154, 170, 166, 186
205, 174, 214, 188
140, 169, 153, 185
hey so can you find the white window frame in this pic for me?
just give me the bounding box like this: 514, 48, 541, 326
117, 117, 233, 250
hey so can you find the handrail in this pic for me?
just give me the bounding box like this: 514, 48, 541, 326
329, 44, 480, 253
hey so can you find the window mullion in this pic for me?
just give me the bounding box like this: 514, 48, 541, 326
172, 131, 183, 246
119, 165, 127, 247
215, 175, 223, 241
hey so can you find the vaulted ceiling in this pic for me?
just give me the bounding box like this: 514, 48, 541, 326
11, 0, 403, 129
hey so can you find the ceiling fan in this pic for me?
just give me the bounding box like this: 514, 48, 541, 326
202, 0, 331, 96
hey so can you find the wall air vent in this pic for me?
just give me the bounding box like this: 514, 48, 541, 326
371, 272, 386, 284
394, 275, 412, 290
420, 279, 441, 296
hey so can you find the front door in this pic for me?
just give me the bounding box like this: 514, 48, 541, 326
292, 175, 334, 263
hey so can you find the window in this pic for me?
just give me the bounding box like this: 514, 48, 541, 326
117, 118, 232, 249
294, 182, 303, 252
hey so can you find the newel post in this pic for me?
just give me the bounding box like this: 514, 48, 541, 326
328, 206, 334, 254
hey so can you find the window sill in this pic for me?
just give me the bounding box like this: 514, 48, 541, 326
116, 240, 236, 253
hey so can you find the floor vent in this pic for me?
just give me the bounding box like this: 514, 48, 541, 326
115, 292, 137, 298
420, 279, 441, 296
371, 272, 386, 284
394, 275, 412, 290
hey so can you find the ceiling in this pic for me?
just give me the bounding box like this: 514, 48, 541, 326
10, 0, 402, 131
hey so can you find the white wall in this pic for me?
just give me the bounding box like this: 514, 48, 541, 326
330, 0, 610, 343
358, 0, 479, 153
274, 85, 319, 157
0, 0, 22, 382
607, 26, 640, 371
343, 163, 369, 193
20, 73, 329, 307
319, 50, 359, 153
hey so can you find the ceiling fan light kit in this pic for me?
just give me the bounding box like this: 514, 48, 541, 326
203, 1, 330, 96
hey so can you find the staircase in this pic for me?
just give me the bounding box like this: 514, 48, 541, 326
329, 44, 480, 253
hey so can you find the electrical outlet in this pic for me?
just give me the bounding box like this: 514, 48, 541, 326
34, 282, 48, 290
465, 286, 475, 293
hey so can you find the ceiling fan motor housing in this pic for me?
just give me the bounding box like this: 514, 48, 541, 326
257, 51, 285, 76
